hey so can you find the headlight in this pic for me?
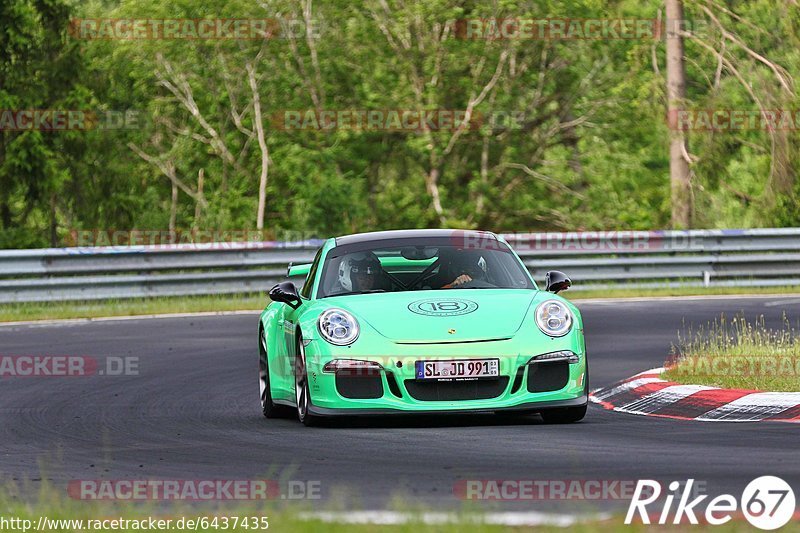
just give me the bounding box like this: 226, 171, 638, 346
535, 300, 573, 337
318, 308, 360, 345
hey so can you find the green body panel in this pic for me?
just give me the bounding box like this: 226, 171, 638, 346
287, 263, 312, 278
259, 235, 587, 413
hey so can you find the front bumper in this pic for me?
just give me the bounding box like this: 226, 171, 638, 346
308, 395, 587, 417
302, 335, 588, 414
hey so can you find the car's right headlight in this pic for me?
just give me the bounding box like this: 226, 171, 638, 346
535, 300, 573, 337
318, 308, 360, 345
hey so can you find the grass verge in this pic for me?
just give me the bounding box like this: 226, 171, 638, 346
1, 286, 799, 323
0, 485, 794, 533
0, 294, 265, 323
663, 314, 800, 391
567, 285, 800, 301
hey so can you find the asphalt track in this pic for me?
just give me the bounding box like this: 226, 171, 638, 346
1, 295, 799, 513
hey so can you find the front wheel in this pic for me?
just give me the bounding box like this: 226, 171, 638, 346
540, 404, 587, 424
295, 337, 320, 427
260, 329, 292, 419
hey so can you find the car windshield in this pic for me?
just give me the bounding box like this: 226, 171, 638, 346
317, 237, 534, 297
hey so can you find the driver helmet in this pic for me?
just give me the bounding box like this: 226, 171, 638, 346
338, 252, 382, 292
456, 249, 488, 280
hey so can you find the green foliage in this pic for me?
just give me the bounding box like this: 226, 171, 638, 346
1, 0, 798, 248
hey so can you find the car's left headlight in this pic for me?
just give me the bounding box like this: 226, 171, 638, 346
318, 308, 360, 345
535, 300, 573, 337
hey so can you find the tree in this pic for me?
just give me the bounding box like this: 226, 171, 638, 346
666, 0, 692, 228
0, 0, 94, 247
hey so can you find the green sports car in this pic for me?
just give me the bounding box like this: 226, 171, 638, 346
258, 229, 587, 426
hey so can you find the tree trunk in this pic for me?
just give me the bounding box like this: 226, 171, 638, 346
247, 62, 269, 231
666, 0, 692, 228
425, 166, 445, 225
170, 182, 178, 233
194, 168, 205, 229
426, 148, 446, 225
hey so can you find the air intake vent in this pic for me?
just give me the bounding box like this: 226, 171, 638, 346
526, 361, 569, 393
336, 372, 383, 399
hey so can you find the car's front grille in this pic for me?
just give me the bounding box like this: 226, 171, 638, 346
526, 361, 569, 392
403, 377, 510, 401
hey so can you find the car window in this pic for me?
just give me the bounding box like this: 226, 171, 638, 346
300, 248, 323, 299
317, 237, 533, 298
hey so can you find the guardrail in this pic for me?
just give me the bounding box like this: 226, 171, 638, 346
1, 228, 799, 302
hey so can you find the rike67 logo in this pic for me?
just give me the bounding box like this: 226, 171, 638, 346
626, 477, 795, 530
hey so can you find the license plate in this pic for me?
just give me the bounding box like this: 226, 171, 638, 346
415, 359, 499, 380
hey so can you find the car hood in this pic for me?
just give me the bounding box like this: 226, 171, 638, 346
321, 289, 542, 343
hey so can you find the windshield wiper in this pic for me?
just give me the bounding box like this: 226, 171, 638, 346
336, 289, 388, 296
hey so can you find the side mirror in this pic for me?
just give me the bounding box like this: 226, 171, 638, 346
545, 270, 571, 294
269, 281, 302, 309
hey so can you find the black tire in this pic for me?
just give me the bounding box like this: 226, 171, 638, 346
259, 328, 293, 419
540, 404, 587, 424
295, 336, 320, 427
